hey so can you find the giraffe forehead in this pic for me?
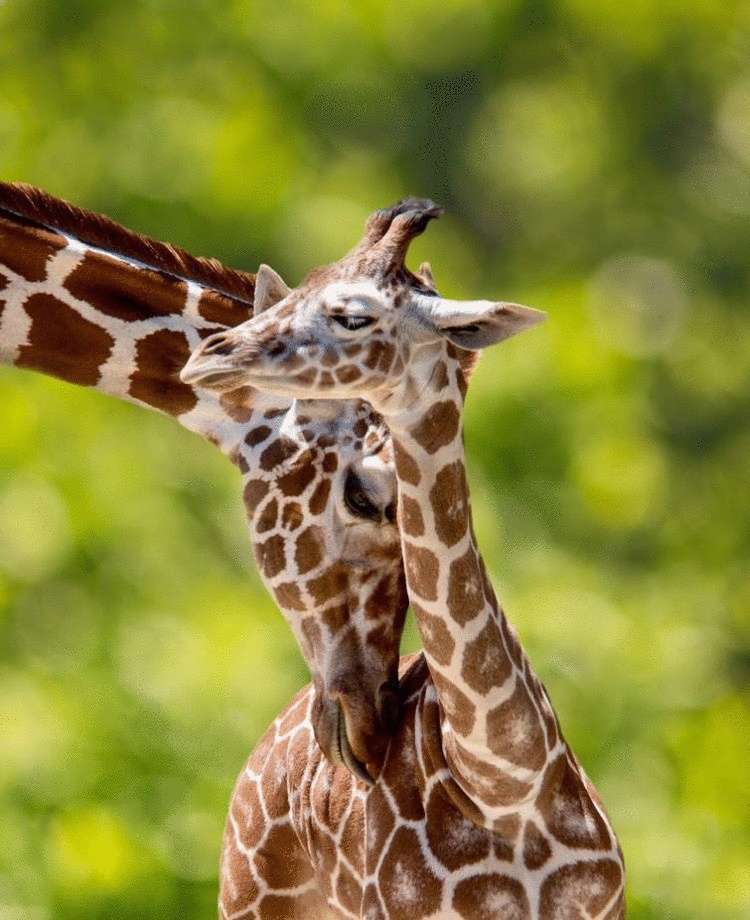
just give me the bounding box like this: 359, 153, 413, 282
318, 278, 392, 310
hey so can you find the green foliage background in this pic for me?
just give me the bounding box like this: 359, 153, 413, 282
1, 1, 749, 916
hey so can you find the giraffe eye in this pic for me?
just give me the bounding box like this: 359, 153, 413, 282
332, 315, 375, 332
344, 473, 380, 521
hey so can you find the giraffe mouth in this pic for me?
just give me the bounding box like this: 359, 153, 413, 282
334, 702, 375, 786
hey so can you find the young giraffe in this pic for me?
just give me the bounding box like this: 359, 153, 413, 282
186, 200, 626, 918
0, 182, 411, 787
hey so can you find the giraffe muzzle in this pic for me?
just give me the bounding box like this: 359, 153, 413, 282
180, 330, 265, 390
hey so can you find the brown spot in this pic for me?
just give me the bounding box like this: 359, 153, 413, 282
129, 329, 198, 416
256, 534, 286, 579
318, 370, 335, 388
400, 494, 424, 537
411, 603, 454, 666
364, 574, 401, 621
219, 833, 259, 916
486, 676, 547, 770
431, 359, 449, 391
281, 502, 304, 531
274, 581, 305, 611
260, 739, 291, 820
219, 386, 254, 422
344, 342, 362, 357
17, 294, 113, 387
243, 478, 269, 514
500, 613, 525, 670
198, 289, 251, 327
536, 752, 613, 850
278, 690, 311, 736
539, 859, 624, 920
228, 777, 265, 851
353, 418, 368, 438
379, 827, 441, 918
447, 546, 485, 625
309, 478, 331, 515
277, 461, 317, 496
322, 452, 338, 473
364, 339, 395, 373
295, 525, 324, 575
264, 407, 286, 419
403, 542, 439, 601
411, 400, 460, 454
260, 436, 299, 471
65, 250, 188, 321
256, 497, 278, 534
379, 717, 424, 823
336, 364, 362, 384
393, 441, 420, 485
320, 346, 337, 367
447, 741, 532, 808
425, 785, 490, 871
432, 671, 476, 736
0, 216, 65, 281
294, 368, 317, 386
245, 424, 272, 447
307, 564, 348, 605
533, 674, 560, 750
453, 873, 530, 920
461, 615, 513, 694
365, 786, 395, 875
280, 352, 304, 371
523, 820, 552, 870
340, 804, 365, 873
322, 603, 348, 633
311, 764, 352, 831
430, 461, 469, 547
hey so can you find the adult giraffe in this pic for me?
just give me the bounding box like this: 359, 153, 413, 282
0, 181, 410, 782
185, 200, 626, 918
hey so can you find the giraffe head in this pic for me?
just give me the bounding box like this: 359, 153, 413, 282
181, 198, 546, 418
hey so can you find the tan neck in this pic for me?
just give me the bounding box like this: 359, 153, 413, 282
385, 369, 560, 819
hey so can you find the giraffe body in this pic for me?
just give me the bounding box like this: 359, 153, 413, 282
187, 199, 626, 917
222, 655, 624, 919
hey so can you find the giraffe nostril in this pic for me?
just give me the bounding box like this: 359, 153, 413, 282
201, 332, 234, 356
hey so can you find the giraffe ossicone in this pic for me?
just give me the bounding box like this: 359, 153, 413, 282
186, 199, 626, 917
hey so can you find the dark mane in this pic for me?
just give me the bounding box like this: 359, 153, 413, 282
0, 181, 256, 303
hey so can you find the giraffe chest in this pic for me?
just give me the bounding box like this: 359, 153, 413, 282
294, 682, 624, 920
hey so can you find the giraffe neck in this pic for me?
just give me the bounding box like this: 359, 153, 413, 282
0, 189, 278, 452
385, 364, 562, 823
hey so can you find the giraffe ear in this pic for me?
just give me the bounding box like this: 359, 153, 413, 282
419, 297, 546, 350
254, 264, 291, 315
417, 261, 435, 287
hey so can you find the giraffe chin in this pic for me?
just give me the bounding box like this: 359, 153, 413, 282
313, 697, 376, 786
335, 703, 376, 786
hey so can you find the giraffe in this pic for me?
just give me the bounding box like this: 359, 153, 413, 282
184, 199, 627, 918
0, 181, 411, 785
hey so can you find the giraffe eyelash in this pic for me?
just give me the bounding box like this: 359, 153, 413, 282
331, 315, 375, 332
